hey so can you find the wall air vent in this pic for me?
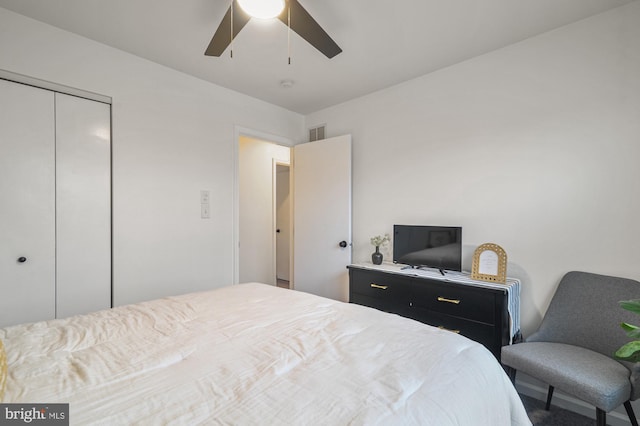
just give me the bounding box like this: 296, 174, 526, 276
308, 125, 326, 142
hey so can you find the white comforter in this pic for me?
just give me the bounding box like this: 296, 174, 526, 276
2, 283, 531, 425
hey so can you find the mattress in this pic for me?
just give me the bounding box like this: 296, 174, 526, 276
1, 283, 531, 425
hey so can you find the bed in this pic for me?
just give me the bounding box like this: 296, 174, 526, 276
1, 283, 531, 425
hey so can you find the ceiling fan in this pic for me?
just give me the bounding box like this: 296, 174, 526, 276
204, 0, 342, 59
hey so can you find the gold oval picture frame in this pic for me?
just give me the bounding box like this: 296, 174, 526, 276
471, 243, 507, 284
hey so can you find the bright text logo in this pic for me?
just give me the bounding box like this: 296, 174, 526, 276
0, 404, 68, 425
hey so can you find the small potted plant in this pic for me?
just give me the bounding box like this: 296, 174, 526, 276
615, 299, 640, 362
370, 233, 391, 265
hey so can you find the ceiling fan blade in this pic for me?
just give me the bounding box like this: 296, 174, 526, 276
204, 0, 251, 56
278, 0, 342, 59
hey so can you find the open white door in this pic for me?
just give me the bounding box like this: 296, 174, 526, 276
293, 135, 351, 301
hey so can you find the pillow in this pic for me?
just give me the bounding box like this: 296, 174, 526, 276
0, 339, 6, 402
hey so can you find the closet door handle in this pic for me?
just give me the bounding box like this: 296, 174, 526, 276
17, 256, 27, 263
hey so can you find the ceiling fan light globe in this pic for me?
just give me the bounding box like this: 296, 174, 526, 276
237, 0, 285, 20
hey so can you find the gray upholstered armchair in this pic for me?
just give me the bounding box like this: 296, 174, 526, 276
501, 271, 640, 426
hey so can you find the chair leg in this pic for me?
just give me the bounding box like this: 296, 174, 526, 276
596, 408, 606, 426
624, 401, 639, 426
545, 385, 554, 411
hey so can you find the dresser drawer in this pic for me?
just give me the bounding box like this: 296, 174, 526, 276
411, 282, 498, 325
350, 293, 410, 315
407, 309, 498, 355
349, 269, 412, 301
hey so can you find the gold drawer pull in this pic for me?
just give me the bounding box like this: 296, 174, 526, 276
437, 296, 460, 304
370, 283, 388, 290
438, 326, 461, 334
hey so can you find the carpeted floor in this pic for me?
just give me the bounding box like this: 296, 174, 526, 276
520, 394, 601, 425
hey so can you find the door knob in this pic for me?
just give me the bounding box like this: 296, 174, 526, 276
339, 241, 348, 248
17, 256, 27, 263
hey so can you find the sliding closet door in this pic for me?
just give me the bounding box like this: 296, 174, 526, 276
0, 79, 56, 327
55, 93, 111, 318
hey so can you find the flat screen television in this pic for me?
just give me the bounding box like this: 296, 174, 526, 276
393, 225, 462, 272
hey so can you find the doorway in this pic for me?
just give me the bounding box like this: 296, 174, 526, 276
234, 128, 352, 301
237, 134, 292, 287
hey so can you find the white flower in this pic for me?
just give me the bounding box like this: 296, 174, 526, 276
370, 233, 391, 247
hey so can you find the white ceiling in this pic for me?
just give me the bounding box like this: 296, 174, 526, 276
0, 0, 634, 114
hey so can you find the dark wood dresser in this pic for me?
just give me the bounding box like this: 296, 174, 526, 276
348, 264, 520, 360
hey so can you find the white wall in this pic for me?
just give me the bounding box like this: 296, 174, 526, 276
238, 136, 290, 284
306, 2, 640, 338
0, 7, 305, 306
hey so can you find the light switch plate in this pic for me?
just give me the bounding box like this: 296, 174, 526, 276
201, 203, 210, 219
200, 190, 210, 204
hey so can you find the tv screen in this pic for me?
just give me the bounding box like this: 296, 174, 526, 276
393, 225, 462, 272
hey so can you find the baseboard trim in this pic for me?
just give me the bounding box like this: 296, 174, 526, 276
515, 377, 632, 426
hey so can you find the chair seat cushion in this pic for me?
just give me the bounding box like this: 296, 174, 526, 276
502, 341, 631, 412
